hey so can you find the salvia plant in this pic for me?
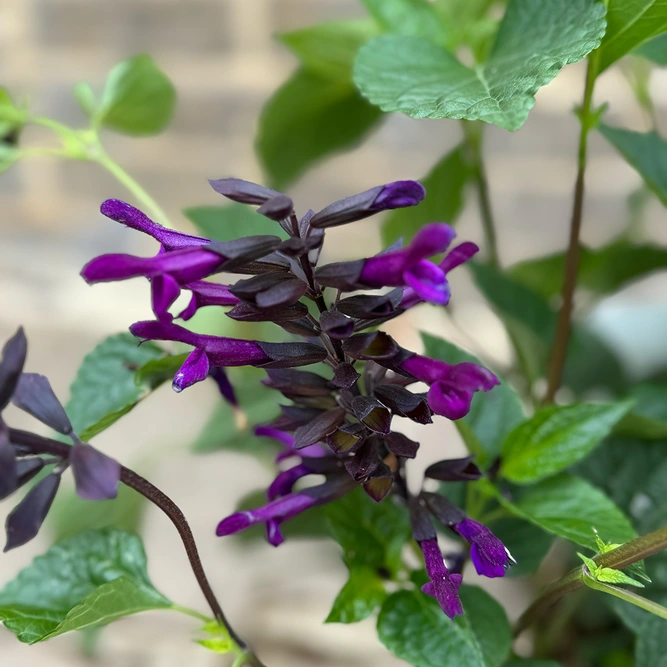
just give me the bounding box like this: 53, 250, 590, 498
1, 0, 667, 666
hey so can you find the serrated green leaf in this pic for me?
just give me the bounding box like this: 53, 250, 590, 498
578, 551, 600, 574
95, 54, 176, 136
183, 203, 285, 242
487, 518, 554, 577
598, 124, 667, 206
257, 67, 382, 190
635, 32, 667, 65
361, 0, 448, 45
353, 0, 606, 131
0, 529, 171, 643
134, 352, 188, 389
382, 145, 470, 246
496, 473, 637, 549
325, 488, 410, 575
434, 0, 501, 60
469, 262, 627, 395
421, 333, 524, 468
325, 566, 387, 623
509, 241, 667, 301
65, 333, 164, 439
597, 1, 667, 73
596, 567, 645, 587
500, 402, 632, 484
280, 20, 379, 80
377, 586, 510, 667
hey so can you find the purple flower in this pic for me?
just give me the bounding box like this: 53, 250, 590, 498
101, 199, 208, 251
254, 426, 324, 462
178, 281, 240, 321
317, 223, 455, 305
69, 442, 121, 501
419, 538, 463, 618
400, 241, 479, 309
454, 518, 513, 578
399, 354, 499, 420
310, 181, 425, 228
130, 320, 327, 391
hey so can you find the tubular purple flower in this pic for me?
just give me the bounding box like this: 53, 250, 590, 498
173, 348, 211, 392
255, 426, 324, 461
178, 281, 240, 321
399, 354, 499, 420
81, 246, 224, 285
400, 241, 479, 309
101, 199, 208, 250
267, 464, 311, 501
419, 538, 463, 619
454, 518, 513, 578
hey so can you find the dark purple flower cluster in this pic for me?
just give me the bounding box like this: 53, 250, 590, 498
80, 177, 512, 617
0, 329, 120, 550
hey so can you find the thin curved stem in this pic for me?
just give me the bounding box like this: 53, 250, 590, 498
7, 429, 267, 667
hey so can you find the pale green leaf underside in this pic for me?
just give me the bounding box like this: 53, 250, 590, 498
353, 0, 606, 130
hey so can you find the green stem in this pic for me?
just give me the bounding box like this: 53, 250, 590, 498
544, 49, 601, 403
172, 604, 214, 624
514, 525, 667, 636
94, 146, 172, 228
582, 571, 667, 620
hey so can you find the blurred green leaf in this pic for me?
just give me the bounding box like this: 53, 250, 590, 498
500, 402, 632, 484
434, 0, 500, 59
421, 333, 525, 469
377, 586, 511, 667
487, 518, 554, 577
635, 32, 667, 65
614, 383, 667, 439
257, 68, 382, 190
635, 615, 667, 667
280, 20, 379, 79
598, 124, 667, 206
325, 566, 387, 623
94, 55, 176, 136
73, 82, 98, 117
503, 662, 562, 667
361, 0, 448, 45
353, 0, 605, 130
469, 262, 627, 395
382, 145, 470, 246
495, 473, 637, 549
597, 1, 667, 73
326, 488, 410, 576
510, 241, 667, 301
0, 529, 171, 643
183, 203, 286, 242
66, 333, 165, 440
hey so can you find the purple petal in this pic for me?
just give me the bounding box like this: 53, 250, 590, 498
403, 260, 449, 305
173, 348, 210, 392
0, 327, 27, 411
455, 518, 511, 578
371, 181, 426, 211
267, 464, 310, 500
11, 373, 72, 435
255, 426, 295, 448
70, 443, 121, 501
100, 199, 208, 250
404, 223, 455, 262
266, 520, 285, 547
439, 241, 479, 273
151, 274, 181, 323
81, 247, 223, 285
427, 382, 474, 420
0, 437, 17, 500
209, 367, 237, 406
447, 362, 500, 392
421, 575, 464, 619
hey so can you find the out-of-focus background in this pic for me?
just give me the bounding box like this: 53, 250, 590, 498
0, 1, 666, 665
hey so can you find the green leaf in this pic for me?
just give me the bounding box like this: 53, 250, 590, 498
500, 402, 632, 484
48, 484, 145, 543
377, 586, 511, 667
503, 662, 562, 667
597, 1, 667, 73
66, 333, 164, 440
596, 567, 645, 587
0, 87, 27, 125
434, 0, 501, 59
421, 333, 524, 469
353, 0, 606, 131
469, 262, 627, 395
487, 518, 554, 577
614, 384, 667, 440
636, 616, 667, 667
134, 352, 188, 389
73, 81, 98, 117
598, 124, 667, 206
95, 54, 176, 136
635, 32, 667, 65
325, 487, 410, 575
496, 473, 637, 549
183, 203, 285, 242
0, 529, 171, 643
280, 19, 379, 80
382, 145, 471, 246
257, 68, 382, 190
325, 566, 387, 623
509, 241, 667, 301
191, 367, 280, 456
361, 0, 448, 45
